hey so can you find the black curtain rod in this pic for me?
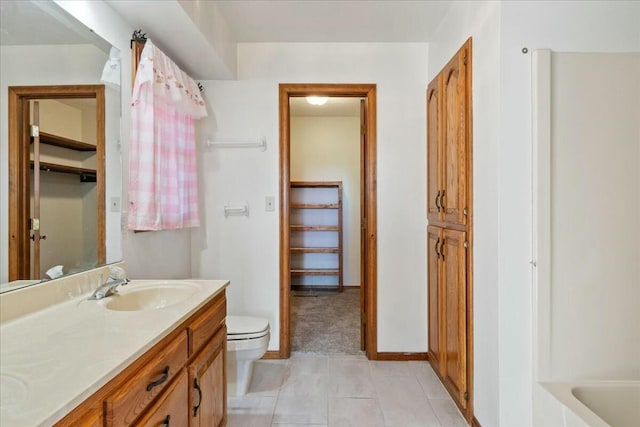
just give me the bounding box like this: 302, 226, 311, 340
130, 29, 147, 48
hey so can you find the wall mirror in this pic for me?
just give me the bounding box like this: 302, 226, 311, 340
0, 0, 122, 292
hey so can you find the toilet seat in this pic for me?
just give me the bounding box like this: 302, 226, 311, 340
227, 316, 269, 341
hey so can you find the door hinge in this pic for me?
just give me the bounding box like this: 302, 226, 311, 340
464, 391, 469, 400
361, 124, 366, 135
361, 312, 366, 324
463, 54, 468, 66
30, 125, 40, 138
361, 218, 366, 229
464, 241, 468, 249
463, 207, 468, 216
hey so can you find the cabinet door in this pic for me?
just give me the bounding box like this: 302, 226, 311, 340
441, 47, 468, 226
427, 226, 443, 367
441, 229, 467, 408
427, 76, 443, 222
189, 327, 226, 427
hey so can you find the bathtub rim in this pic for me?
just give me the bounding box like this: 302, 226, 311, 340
540, 380, 640, 427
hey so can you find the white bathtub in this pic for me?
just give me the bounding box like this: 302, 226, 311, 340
541, 381, 640, 427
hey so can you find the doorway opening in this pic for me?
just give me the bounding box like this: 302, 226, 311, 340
279, 83, 377, 359
8, 85, 105, 281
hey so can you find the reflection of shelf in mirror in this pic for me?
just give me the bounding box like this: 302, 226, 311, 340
291, 269, 340, 276
31, 132, 96, 151
30, 161, 97, 182
290, 203, 340, 209
290, 225, 339, 231
291, 247, 339, 254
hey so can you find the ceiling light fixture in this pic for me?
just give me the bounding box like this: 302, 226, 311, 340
306, 96, 328, 106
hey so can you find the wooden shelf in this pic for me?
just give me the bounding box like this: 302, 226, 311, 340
291, 247, 339, 254
31, 161, 96, 179
291, 269, 340, 276
290, 203, 340, 209
33, 132, 96, 151
290, 225, 339, 231
291, 181, 343, 188
289, 181, 343, 291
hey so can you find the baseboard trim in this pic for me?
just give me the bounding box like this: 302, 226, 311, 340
375, 352, 429, 361
471, 416, 482, 427
261, 350, 284, 359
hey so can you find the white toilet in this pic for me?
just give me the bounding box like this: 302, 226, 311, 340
226, 315, 270, 396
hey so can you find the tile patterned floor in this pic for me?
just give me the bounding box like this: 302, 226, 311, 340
228, 355, 468, 427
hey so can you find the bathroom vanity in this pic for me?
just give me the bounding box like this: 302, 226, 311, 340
0, 266, 229, 427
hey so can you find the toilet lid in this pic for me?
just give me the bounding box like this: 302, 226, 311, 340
227, 316, 269, 337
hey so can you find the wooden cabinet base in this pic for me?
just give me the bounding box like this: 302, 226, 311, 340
54, 292, 227, 427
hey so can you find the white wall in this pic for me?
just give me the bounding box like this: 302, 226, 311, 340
192, 43, 429, 352
428, 1, 501, 425
0, 43, 114, 282
291, 116, 361, 286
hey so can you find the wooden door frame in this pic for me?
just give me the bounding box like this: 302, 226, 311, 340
278, 83, 378, 359
8, 85, 106, 281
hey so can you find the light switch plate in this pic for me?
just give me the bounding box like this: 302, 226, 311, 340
110, 196, 121, 212
265, 196, 275, 212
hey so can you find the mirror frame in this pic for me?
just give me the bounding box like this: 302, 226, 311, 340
8, 85, 105, 281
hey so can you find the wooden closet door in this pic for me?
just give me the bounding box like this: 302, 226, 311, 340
441, 228, 467, 408
442, 48, 468, 226
427, 225, 442, 367
427, 76, 443, 222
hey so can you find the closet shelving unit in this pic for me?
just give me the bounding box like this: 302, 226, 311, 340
30, 132, 97, 181
290, 181, 343, 292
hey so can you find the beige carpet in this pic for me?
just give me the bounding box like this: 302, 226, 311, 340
291, 287, 362, 354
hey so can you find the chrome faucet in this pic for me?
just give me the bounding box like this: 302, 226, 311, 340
89, 267, 129, 300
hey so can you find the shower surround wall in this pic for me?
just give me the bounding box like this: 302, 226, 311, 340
542, 52, 640, 381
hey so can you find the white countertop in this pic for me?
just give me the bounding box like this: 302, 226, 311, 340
0, 279, 229, 427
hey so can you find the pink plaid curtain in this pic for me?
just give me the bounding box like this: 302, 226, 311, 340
128, 40, 207, 231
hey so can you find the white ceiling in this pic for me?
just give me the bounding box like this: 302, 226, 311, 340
215, 0, 452, 42
290, 97, 361, 117
0, 0, 110, 52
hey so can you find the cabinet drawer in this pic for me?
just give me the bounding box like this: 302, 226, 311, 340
105, 331, 188, 426
134, 369, 189, 427
188, 294, 226, 357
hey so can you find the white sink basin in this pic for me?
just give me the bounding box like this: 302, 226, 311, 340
102, 282, 200, 311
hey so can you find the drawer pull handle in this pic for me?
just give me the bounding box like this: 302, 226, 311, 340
161, 414, 171, 427
440, 239, 446, 261
193, 378, 203, 416
435, 191, 441, 212
146, 366, 170, 392
435, 237, 440, 259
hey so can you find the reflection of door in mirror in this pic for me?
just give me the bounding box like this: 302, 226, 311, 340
8, 85, 105, 281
